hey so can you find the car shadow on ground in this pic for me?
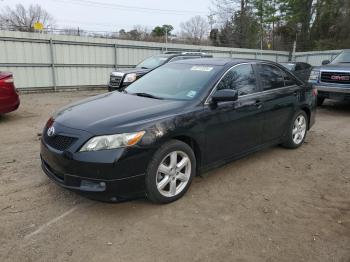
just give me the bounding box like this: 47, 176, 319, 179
0, 111, 39, 125
320, 100, 350, 115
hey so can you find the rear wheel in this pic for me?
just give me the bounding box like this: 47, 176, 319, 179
317, 97, 325, 106
282, 111, 308, 149
145, 140, 196, 204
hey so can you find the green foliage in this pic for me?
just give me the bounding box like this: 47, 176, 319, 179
211, 0, 350, 51
152, 25, 174, 37
215, 10, 260, 48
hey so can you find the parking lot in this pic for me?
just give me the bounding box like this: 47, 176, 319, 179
0, 90, 349, 262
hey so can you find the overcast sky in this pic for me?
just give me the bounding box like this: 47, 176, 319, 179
0, 0, 213, 33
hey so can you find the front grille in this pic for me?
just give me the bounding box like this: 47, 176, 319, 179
321, 71, 350, 84
44, 134, 77, 151
110, 75, 123, 87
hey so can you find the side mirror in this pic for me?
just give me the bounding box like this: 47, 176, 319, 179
322, 60, 330, 65
211, 89, 238, 103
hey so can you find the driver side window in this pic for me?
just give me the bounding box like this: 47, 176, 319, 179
216, 64, 258, 96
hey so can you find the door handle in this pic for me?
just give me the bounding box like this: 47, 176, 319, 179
255, 100, 263, 109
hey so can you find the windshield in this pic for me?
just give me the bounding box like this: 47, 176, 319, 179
280, 63, 295, 70
136, 55, 169, 69
331, 51, 350, 64
126, 63, 220, 100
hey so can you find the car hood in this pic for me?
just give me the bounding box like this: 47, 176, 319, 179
314, 63, 350, 71
53, 92, 188, 135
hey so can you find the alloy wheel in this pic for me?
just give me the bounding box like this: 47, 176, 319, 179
156, 151, 191, 198
292, 115, 307, 145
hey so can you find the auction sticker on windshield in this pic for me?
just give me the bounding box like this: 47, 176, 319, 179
191, 66, 213, 72
186, 90, 197, 98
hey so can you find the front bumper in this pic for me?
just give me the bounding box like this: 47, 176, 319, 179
108, 82, 131, 92
40, 137, 155, 202
315, 85, 350, 101
316, 85, 350, 94
41, 157, 145, 202
108, 84, 120, 92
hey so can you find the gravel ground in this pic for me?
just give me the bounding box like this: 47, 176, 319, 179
0, 91, 349, 262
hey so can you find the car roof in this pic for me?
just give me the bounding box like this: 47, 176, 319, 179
171, 58, 280, 66
154, 52, 212, 58
280, 61, 311, 65
153, 54, 180, 58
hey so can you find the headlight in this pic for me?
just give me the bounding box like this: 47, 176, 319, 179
124, 73, 137, 83
80, 131, 145, 152
309, 70, 320, 81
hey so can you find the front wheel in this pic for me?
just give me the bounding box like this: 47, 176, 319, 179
145, 140, 196, 204
282, 111, 308, 149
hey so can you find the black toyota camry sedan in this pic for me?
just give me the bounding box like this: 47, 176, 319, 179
41, 58, 316, 204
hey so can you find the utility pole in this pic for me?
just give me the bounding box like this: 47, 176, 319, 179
260, 0, 264, 52
208, 14, 215, 31
165, 28, 168, 52
292, 23, 302, 61
292, 38, 297, 61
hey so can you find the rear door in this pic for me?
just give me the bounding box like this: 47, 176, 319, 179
256, 63, 300, 143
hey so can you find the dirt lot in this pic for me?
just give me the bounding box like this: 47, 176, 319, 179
0, 90, 349, 262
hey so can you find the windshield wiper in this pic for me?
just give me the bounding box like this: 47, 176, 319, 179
133, 92, 164, 100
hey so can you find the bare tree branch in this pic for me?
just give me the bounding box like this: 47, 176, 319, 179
180, 16, 209, 44
0, 4, 55, 31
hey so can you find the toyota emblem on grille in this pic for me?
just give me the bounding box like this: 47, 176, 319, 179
47, 126, 55, 137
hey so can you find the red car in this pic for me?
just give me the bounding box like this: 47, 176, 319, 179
0, 72, 20, 114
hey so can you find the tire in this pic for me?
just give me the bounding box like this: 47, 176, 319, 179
282, 111, 308, 149
317, 97, 325, 106
145, 140, 196, 204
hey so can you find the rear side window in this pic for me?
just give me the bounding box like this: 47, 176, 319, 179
217, 64, 258, 96
258, 64, 285, 91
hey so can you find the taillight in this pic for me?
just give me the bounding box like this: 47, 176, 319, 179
312, 87, 318, 96
4, 77, 14, 83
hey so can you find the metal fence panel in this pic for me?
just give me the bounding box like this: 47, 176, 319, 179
0, 30, 338, 90
55, 67, 112, 87
295, 50, 342, 66
0, 66, 53, 88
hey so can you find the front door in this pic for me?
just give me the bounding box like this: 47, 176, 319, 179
202, 63, 264, 167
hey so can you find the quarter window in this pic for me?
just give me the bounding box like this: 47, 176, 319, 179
295, 63, 302, 71
258, 64, 285, 91
217, 64, 258, 96
302, 63, 311, 70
